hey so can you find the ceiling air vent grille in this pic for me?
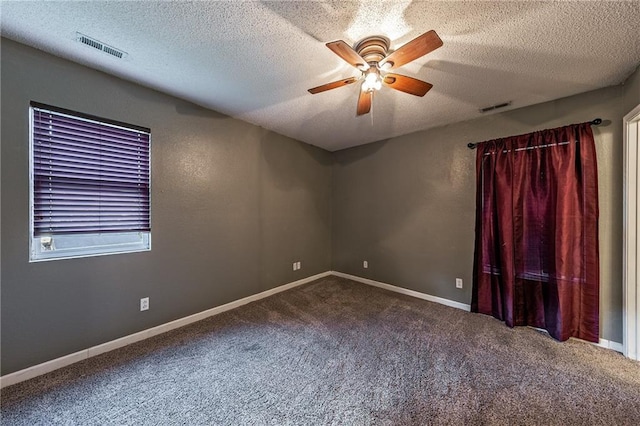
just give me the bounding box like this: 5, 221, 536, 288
479, 101, 512, 113
76, 32, 127, 59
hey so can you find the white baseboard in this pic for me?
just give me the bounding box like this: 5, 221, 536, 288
331, 271, 471, 311
596, 338, 624, 353
1, 270, 624, 388
534, 327, 624, 354
0, 271, 331, 389
337, 271, 625, 353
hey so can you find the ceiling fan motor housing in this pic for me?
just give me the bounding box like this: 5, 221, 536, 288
354, 36, 390, 65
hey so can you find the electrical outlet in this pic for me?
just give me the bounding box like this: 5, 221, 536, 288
293, 262, 297, 271
456, 278, 463, 289
140, 297, 149, 311
363, 260, 368, 268
297, 261, 301, 270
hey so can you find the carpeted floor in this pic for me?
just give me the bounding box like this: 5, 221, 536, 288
1, 276, 639, 425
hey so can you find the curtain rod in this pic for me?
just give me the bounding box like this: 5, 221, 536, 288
466, 118, 602, 150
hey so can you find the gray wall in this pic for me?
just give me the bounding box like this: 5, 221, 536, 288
2, 37, 638, 376
1, 39, 332, 375
624, 65, 640, 114
332, 83, 631, 343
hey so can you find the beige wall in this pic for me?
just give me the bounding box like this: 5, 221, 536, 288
332, 84, 627, 343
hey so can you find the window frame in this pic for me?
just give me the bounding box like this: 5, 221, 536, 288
28, 102, 151, 262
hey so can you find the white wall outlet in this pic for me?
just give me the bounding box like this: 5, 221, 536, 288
456, 278, 463, 289
296, 261, 301, 270
363, 260, 368, 268
140, 297, 149, 311
293, 262, 297, 271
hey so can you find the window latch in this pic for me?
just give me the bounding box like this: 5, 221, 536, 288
40, 236, 55, 251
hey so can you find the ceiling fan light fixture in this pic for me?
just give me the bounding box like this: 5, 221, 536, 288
308, 30, 442, 115
362, 68, 383, 92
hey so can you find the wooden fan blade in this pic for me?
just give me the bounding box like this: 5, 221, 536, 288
326, 40, 370, 70
379, 30, 443, 70
357, 87, 372, 116
383, 73, 433, 97
308, 77, 358, 94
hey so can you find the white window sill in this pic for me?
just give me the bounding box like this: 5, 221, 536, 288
30, 232, 150, 262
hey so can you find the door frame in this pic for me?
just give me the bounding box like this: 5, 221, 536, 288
623, 103, 640, 360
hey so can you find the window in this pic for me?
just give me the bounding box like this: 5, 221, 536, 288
29, 102, 151, 261
472, 123, 599, 342
478, 142, 580, 283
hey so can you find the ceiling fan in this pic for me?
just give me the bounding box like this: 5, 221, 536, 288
308, 30, 443, 116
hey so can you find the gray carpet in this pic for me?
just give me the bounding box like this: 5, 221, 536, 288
1, 276, 639, 425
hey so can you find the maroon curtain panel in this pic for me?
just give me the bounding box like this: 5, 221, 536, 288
471, 123, 599, 342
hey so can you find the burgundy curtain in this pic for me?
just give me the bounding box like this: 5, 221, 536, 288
471, 123, 599, 342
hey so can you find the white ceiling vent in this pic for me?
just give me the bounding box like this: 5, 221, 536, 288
76, 32, 127, 59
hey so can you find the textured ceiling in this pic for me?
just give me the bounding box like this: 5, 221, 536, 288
2, 1, 639, 151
